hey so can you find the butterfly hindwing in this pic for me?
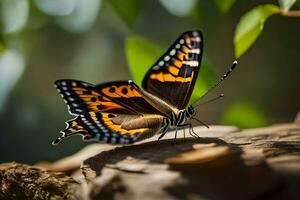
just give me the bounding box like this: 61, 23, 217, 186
52, 112, 163, 145
142, 30, 203, 109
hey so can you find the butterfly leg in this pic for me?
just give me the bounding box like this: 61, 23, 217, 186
157, 128, 169, 142
178, 124, 200, 138
191, 125, 200, 138
189, 124, 200, 138
173, 129, 178, 144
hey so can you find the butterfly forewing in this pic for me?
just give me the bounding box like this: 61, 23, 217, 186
95, 81, 168, 116
142, 30, 203, 109
55, 80, 134, 115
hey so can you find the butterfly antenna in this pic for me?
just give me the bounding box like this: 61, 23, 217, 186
193, 60, 238, 106
194, 94, 224, 108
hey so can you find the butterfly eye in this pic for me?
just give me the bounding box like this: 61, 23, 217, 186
188, 106, 195, 115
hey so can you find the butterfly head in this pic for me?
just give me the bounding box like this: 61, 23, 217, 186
186, 105, 195, 118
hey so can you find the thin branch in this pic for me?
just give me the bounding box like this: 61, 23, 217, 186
281, 10, 300, 18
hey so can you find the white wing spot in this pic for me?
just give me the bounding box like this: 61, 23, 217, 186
170, 49, 176, 55
179, 39, 184, 44
175, 44, 181, 49
112, 133, 118, 137
95, 134, 101, 140
102, 129, 109, 133
152, 65, 160, 70
120, 138, 125, 143
192, 32, 199, 37
93, 128, 100, 133
164, 56, 170, 61
183, 61, 199, 67
190, 49, 200, 54
158, 61, 164, 66
111, 137, 117, 143
192, 37, 201, 42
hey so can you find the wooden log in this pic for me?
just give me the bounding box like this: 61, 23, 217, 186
1, 112, 299, 199
0, 162, 81, 200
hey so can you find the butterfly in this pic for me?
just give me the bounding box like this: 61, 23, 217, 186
53, 30, 237, 145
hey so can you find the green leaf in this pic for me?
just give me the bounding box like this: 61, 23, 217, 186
1, 0, 29, 33
159, 0, 197, 17
213, 0, 236, 13
126, 36, 216, 104
126, 37, 162, 86
109, 0, 141, 26
221, 102, 267, 128
278, 0, 297, 11
234, 4, 280, 58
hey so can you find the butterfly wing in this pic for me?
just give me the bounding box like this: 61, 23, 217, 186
54, 80, 167, 144
52, 112, 164, 145
55, 79, 133, 115
95, 81, 170, 116
142, 30, 203, 109
55, 79, 168, 116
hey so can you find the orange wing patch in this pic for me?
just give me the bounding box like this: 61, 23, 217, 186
70, 121, 84, 130
168, 65, 179, 76
101, 85, 142, 98
55, 80, 129, 115
176, 51, 186, 60
173, 59, 183, 68
73, 87, 122, 111
150, 71, 194, 83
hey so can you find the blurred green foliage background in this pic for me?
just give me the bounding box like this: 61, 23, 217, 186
0, 0, 299, 164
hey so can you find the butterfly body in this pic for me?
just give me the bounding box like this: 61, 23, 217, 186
53, 30, 226, 145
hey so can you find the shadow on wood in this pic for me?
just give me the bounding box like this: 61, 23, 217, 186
83, 137, 228, 178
